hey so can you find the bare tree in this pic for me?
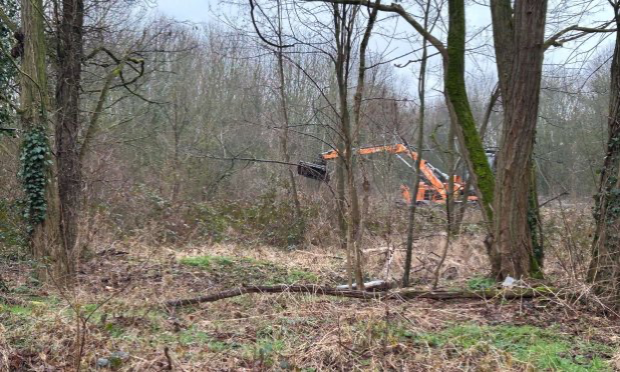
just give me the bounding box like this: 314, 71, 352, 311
55, 0, 85, 280
588, 0, 620, 304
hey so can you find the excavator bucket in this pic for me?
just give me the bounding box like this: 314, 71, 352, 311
297, 161, 329, 182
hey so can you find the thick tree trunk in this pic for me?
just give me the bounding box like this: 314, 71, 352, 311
20, 0, 69, 285
490, 0, 547, 279
55, 0, 84, 260
588, 9, 620, 303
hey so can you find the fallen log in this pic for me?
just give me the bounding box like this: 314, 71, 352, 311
165, 285, 383, 307
165, 284, 549, 308
335, 280, 392, 291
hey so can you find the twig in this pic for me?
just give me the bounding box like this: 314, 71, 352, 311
189, 152, 300, 167
163, 347, 172, 371
539, 191, 569, 208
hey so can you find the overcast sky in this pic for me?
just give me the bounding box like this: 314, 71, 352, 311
152, 0, 615, 99
156, 0, 219, 23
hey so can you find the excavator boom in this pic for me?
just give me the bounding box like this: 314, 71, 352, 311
298, 143, 476, 204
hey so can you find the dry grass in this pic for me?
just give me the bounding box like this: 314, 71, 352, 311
1, 205, 618, 371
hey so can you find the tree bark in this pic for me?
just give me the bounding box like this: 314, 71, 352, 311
275, 0, 302, 219
445, 0, 495, 224
165, 284, 545, 307
588, 2, 620, 303
490, 0, 547, 279
55, 0, 84, 262
20, 0, 69, 285
333, 4, 363, 289
402, 1, 430, 286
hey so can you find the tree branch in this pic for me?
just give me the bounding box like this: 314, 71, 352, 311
544, 23, 616, 50
249, 0, 296, 48
305, 0, 447, 59
165, 284, 547, 307
190, 152, 301, 167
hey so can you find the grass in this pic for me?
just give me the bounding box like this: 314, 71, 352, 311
415, 324, 613, 371
0, 303, 32, 316
2, 244, 618, 371
466, 276, 497, 290
179, 255, 320, 286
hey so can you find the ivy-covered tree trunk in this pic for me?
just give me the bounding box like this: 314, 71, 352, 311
489, 0, 547, 279
55, 0, 84, 257
588, 6, 620, 302
19, 0, 70, 285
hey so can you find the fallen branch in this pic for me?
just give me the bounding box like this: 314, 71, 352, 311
165, 285, 382, 307
165, 285, 549, 307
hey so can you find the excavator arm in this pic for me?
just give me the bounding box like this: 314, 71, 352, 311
318, 144, 453, 196
297, 143, 478, 204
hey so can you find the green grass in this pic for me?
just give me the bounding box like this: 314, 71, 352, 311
0, 303, 32, 316
416, 324, 613, 371
466, 276, 496, 290
179, 255, 319, 286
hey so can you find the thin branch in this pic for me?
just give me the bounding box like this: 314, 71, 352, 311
190, 152, 301, 167
544, 22, 616, 50
305, 0, 447, 59
249, 0, 296, 48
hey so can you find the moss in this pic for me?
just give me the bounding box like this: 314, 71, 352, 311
527, 164, 544, 278
445, 0, 495, 220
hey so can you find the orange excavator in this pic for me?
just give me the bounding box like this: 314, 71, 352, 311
297, 143, 476, 204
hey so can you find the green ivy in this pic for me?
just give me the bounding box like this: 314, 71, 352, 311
19, 126, 51, 232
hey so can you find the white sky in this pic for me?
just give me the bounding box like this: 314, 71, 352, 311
156, 0, 219, 23
153, 0, 616, 99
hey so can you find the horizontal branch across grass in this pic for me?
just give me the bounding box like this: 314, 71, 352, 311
165, 284, 550, 308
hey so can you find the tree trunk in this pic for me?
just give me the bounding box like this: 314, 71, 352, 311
445, 0, 495, 225
452, 86, 500, 235
402, 1, 429, 286
275, 0, 302, 219
20, 0, 69, 285
55, 0, 84, 261
490, 0, 547, 279
588, 5, 620, 303
333, 4, 363, 289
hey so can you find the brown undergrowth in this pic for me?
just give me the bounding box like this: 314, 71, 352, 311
1, 215, 619, 371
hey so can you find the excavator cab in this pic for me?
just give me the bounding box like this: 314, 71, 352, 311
297, 158, 329, 182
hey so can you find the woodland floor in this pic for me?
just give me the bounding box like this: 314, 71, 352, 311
1, 232, 619, 371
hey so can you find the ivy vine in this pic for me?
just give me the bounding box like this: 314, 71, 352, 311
19, 125, 51, 232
